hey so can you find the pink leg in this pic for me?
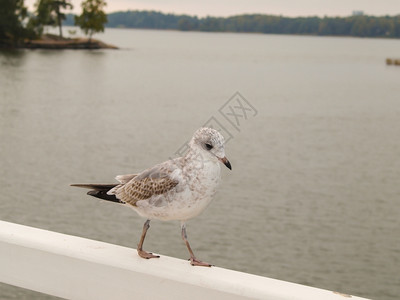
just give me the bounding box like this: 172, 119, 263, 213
137, 219, 159, 259
181, 223, 212, 267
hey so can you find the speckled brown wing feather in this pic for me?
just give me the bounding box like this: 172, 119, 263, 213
116, 176, 178, 206
111, 160, 181, 206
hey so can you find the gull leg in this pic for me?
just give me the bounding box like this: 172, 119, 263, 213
181, 222, 212, 267
137, 219, 159, 259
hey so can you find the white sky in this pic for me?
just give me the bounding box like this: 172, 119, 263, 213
24, 0, 400, 17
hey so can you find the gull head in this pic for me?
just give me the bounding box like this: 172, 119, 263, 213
190, 127, 232, 170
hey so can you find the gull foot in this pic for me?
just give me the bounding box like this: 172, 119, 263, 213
189, 257, 213, 267
138, 249, 160, 259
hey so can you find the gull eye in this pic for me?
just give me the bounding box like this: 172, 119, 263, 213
205, 143, 213, 150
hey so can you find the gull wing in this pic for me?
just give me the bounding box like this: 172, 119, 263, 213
109, 162, 180, 206
115, 174, 137, 184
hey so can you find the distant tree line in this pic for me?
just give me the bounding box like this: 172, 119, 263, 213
64, 10, 400, 38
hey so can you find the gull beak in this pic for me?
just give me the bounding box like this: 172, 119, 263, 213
219, 156, 232, 170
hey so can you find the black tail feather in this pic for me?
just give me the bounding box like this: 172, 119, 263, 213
70, 183, 118, 191
87, 190, 121, 203
71, 183, 123, 204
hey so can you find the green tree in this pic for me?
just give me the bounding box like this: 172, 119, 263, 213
351, 16, 368, 37
75, 0, 107, 41
178, 18, 198, 31
30, 0, 55, 36
0, 0, 28, 45
32, 0, 73, 38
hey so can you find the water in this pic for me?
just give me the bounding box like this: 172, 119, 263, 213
1, 28, 400, 300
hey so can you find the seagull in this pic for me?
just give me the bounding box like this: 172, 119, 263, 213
71, 127, 231, 267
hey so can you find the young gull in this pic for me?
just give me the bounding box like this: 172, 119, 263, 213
71, 127, 231, 267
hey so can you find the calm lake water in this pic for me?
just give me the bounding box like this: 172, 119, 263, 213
1, 28, 400, 300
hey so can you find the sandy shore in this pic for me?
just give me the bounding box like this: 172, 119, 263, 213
22, 34, 118, 50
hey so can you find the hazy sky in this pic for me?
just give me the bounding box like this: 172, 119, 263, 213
24, 0, 400, 17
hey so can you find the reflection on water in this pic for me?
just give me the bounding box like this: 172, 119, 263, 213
1, 28, 400, 300
0, 50, 27, 65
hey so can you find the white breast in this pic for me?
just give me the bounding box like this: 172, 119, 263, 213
133, 160, 221, 221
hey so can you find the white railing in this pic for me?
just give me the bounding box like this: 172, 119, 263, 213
0, 220, 370, 300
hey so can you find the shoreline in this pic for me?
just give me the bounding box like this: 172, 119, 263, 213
3, 34, 118, 50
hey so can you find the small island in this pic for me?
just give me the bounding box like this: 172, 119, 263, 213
23, 33, 118, 50
1, 0, 117, 50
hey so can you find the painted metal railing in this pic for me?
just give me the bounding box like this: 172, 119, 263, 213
0, 220, 370, 300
